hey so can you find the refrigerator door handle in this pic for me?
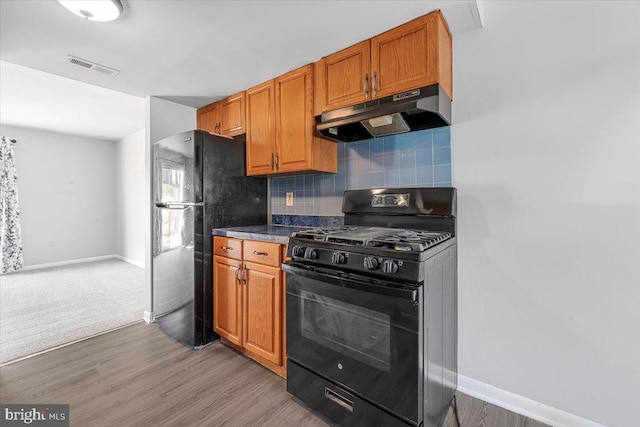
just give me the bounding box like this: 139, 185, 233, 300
155, 202, 204, 209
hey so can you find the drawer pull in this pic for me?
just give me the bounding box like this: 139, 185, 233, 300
220, 246, 234, 252
252, 250, 269, 256
324, 387, 354, 412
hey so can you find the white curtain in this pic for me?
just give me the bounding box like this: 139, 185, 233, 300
0, 136, 24, 274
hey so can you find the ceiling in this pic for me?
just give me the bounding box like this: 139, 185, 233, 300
0, 0, 482, 141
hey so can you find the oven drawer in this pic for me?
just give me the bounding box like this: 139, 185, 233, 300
287, 361, 413, 427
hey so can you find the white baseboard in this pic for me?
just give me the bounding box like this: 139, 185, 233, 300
113, 255, 145, 269
18, 255, 117, 272
457, 375, 604, 427
143, 311, 154, 323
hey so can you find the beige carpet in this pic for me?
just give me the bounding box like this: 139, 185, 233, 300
0, 258, 144, 364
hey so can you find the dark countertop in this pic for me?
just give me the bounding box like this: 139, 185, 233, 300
212, 224, 308, 244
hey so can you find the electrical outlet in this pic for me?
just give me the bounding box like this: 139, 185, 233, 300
286, 192, 294, 207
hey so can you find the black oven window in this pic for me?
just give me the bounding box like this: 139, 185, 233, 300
300, 290, 391, 372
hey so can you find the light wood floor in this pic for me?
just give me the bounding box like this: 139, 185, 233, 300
0, 323, 548, 427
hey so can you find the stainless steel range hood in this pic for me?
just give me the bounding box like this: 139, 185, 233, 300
317, 84, 451, 142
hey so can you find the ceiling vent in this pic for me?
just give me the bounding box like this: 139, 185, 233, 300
65, 55, 120, 76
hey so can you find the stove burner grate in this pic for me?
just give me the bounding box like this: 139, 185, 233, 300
292, 227, 451, 252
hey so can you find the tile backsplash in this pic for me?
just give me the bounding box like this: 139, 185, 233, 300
270, 127, 452, 217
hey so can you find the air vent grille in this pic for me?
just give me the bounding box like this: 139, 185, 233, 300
65, 55, 120, 76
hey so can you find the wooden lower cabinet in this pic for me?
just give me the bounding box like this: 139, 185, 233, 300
213, 255, 243, 347
213, 237, 286, 378
243, 261, 281, 365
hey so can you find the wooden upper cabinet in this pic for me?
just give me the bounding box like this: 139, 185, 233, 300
246, 80, 276, 176
246, 65, 337, 176
220, 91, 245, 136
314, 10, 452, 115
371, 11, 452, 99
197, 103, 220, 134
276, 64, 336, 174
197, 92, 246, 137
314, 41, 371, 115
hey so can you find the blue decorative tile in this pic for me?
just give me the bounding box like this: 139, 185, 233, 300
269, 127, 450, 218
400, 168, 416, 186
346, 159, 358, 174
385, 170, 399, 187
384, 134, 399, 152
286, 176, 295, 190
370, 155, 384, 171
416, 166, 434, 184
357, 157, 370, 173
357, 174, 371, 189
346, 144, 358, 160
399, 151, 416, 169
433, 127, 450, 148
415, 130, 433, 150
398, 132, 415, 152
434, 165, 452, 182
371, 171, 385, 187
433, 147, 451, 165
416, 149, 433, 167
346, 174, 358, 190
383, 152, 398, 169
370, 139, 385, 155
356, 141, 370, 157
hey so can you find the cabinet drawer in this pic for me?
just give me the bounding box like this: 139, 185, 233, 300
213, 236, 242, 260
243, 240, 281, 267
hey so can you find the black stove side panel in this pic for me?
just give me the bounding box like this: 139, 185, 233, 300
422, 243, 458, 427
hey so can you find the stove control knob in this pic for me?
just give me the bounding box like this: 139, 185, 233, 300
363, 256, 380, 271
304, 248, 318, 260
292, 246, 306, 258
382, 260, 399, 274
331, 252, 346, 264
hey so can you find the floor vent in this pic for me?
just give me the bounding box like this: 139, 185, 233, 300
65, 55, 120, 76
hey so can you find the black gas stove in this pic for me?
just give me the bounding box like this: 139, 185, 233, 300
285, 188, 458, 427
288, 226, 453, 283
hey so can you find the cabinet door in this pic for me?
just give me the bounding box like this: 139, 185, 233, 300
197, 103, 220, 134
371, 13, 439, 99
220, 91, 245, 136
213, 255, 243, 346
246, 80, 276, 176
242, 261, 282, 365
315, 40, 371, 114
275, 64, 313, 173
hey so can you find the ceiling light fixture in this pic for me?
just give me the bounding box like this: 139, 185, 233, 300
57, 0, 123, 22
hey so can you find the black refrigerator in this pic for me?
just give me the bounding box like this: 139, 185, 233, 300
152, 130, 267, 348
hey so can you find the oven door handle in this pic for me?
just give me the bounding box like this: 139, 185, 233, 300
283, 263, 419, 303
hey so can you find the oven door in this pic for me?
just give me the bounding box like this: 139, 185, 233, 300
284, 263, 422, 425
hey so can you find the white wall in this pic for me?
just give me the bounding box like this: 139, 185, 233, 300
453, 2, 640, 426
143, 97, 196, 317
1, 124, 117, 266
116, 128, 145, 267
